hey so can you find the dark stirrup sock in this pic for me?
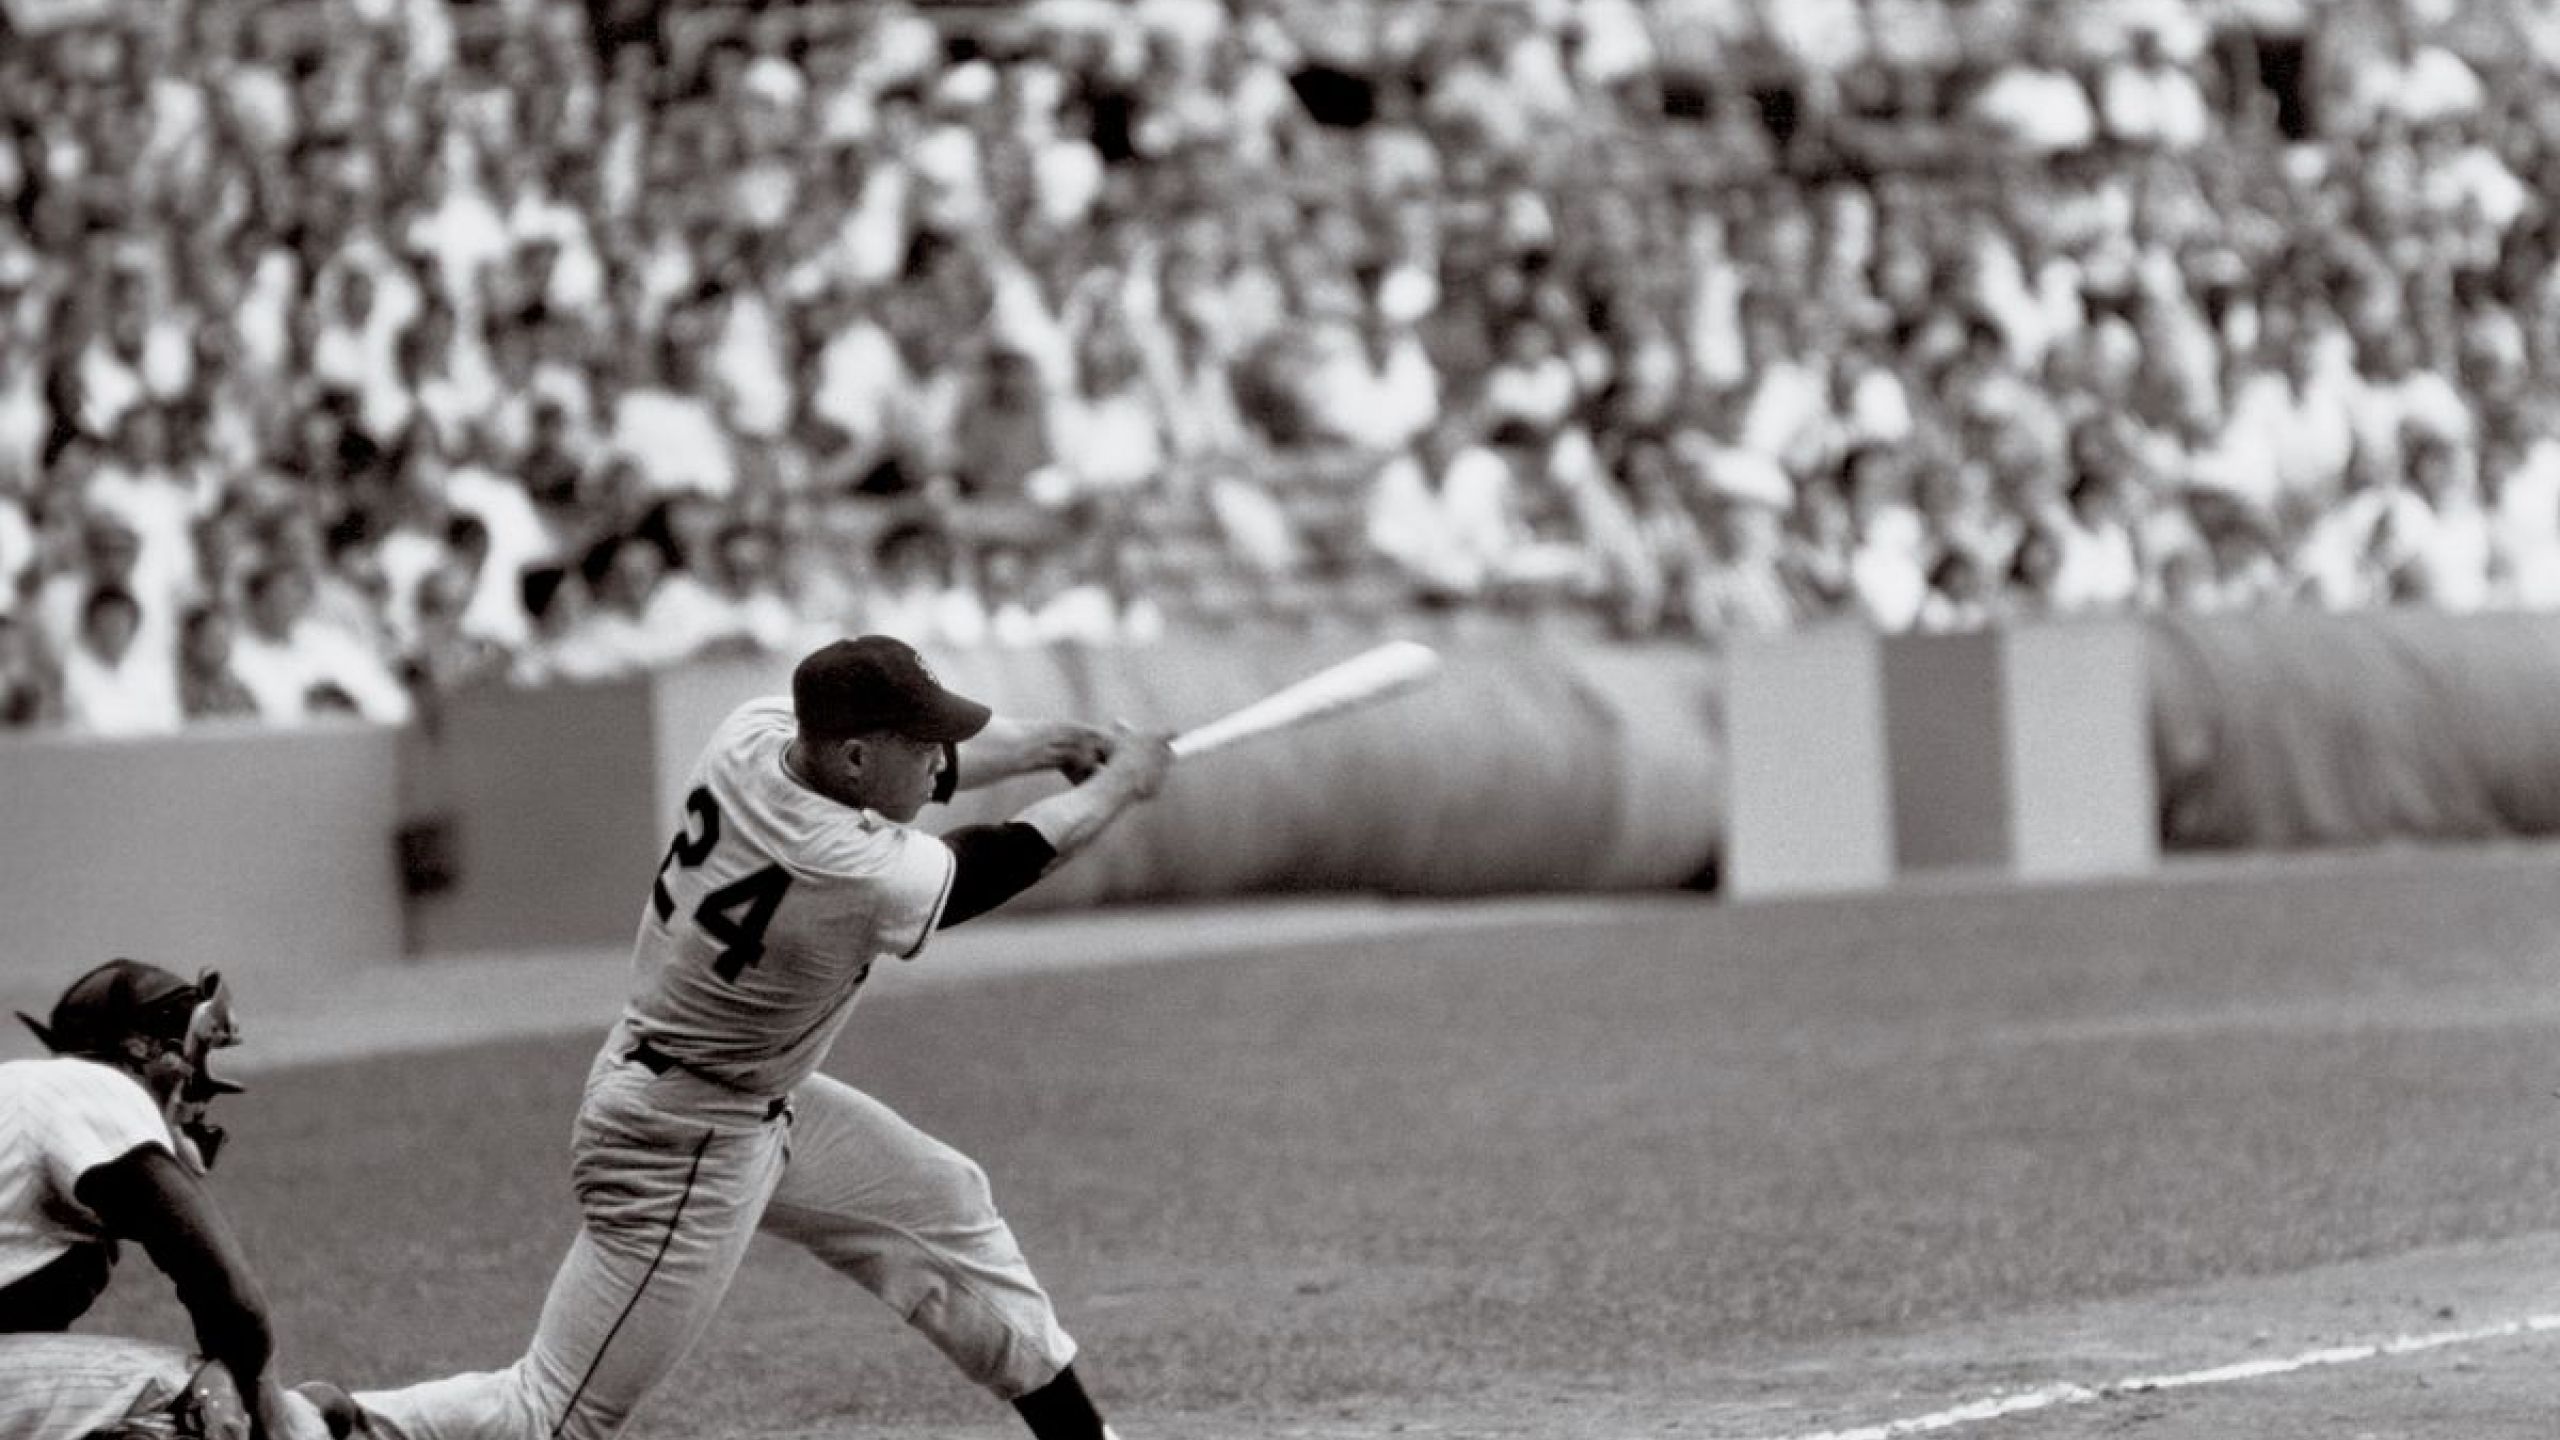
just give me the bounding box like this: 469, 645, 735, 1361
1013, 1364, 1109, 1440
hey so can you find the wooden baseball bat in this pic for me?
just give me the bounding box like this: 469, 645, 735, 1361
1170, 641, 1445, 760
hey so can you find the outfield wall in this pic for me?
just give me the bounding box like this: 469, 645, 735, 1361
15, 611, 2560, 981
1725, 619, 2158, 897
2147, 610, 2560, 851
0, 636, 1724, 976
409, 637, 1729, 931
0, 720, 405, 979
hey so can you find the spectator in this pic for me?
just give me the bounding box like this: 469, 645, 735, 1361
1481, 318, 1582, 440
2189, 489, 2291, 612
176, 604, 259, 723
699, 522, 802, 654
809, 290, 912, 477
227, 562, 413, 725
7, 0, 2560, 731
60, 585, 181, 737
773, 495, 873, 643
2494, 410, 2560, 607
508, 563, 592, 688
440, 457, 552, 649
403, 563, 513, 697
1299, 283, 1440, 456
642, 517, 796, 659
0, 337, 44, 490
2397, 424, 2496, 611
35, 509, 176, 682
1616, 438, 1714, 635
313, 521, 403, 667
2214, 318, 2359, 526
608, 334, 738, 498
75, 267, 194, 437
1841, 445, 1933, 632
2005, 520, 2072, 618
950, 346, 1057, 501
864, 520, 990, 650
1367, 414, 1507, 602
2098, 24, 2212, 151
0, 611, 61, 729
0, 475, 39, 615
1045, 323, 1169, 504
545, 532, 687, 680
1971, 26, 2100, 157
1918, 546, 2000, 632
2050, 465, 2145, 613
1685, 448, 1798, 639
86, 406, 206, 606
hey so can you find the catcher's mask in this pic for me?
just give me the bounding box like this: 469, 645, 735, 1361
18, 959, 246, 1166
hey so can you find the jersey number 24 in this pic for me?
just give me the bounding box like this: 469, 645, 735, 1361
652, 786, 794, 982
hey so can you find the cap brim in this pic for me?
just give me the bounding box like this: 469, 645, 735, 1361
908, 691, 993, 744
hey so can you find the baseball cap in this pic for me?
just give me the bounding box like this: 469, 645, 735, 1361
793, 636, 992, 744
18, 959, 200, 1056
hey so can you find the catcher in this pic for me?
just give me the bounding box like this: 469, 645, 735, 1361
0, 959, 355, 1440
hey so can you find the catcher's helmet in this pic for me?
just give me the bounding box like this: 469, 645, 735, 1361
17, 959, 244, 1092
20, 961, 248, 1171
18, 959, 202, 1056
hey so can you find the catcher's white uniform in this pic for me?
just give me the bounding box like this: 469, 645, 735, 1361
0, 1057, 323, 1440
0, 1335, 213, 1440
0, 1056, 175, 1293
0, 1335, 335, 1440
359, 699, 1076, 1440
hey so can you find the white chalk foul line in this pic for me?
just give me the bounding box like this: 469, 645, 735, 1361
1763, 1312, 2560, 1440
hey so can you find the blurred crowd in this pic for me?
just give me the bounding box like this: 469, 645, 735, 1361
7, 0, 2560, 736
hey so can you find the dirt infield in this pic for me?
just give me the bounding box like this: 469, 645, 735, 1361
49, 845, 2560, 1439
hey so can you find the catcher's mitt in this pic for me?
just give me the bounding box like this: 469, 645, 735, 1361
81, 1361, 249, 1440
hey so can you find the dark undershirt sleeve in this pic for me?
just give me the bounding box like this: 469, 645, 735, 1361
938, 822, 1059, 928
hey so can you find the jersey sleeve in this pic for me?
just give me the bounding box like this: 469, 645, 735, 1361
883, 828, 960, 961
26, 1065, 173, 1200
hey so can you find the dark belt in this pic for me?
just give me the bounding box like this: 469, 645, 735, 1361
626, 1040, 791, 1122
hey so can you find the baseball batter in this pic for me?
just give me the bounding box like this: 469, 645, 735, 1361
356, 636, 1175, 1440
0, 960, 345, 1440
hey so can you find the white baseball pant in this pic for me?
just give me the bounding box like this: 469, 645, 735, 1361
355, 1034, 1077, 1440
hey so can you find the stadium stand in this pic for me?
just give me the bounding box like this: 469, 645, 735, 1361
4, 0, 2560, 735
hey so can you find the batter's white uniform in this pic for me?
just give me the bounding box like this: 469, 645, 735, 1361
0, 1058, 205, 1440
358, 698, 1077, 1440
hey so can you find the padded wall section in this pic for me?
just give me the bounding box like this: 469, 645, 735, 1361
1564, 644, 1727, 891
1883, 630, 2014, 873
400, 678, 663, 956
650, 658, 790, 828
0, 723, 405, 979
1723, 625, 1894, 897
2148, 610, 2560, 850
2003, 621, 2157, 879
994, 639, 1721, 908
412, 638, 1727, 943
1877, 622, 2153, 881
1728, 621, 2156, 894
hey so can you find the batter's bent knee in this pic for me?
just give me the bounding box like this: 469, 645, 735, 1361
912, 1145, 999, 1222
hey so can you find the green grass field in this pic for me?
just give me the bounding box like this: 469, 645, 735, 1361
80, 850, 2560, 1438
